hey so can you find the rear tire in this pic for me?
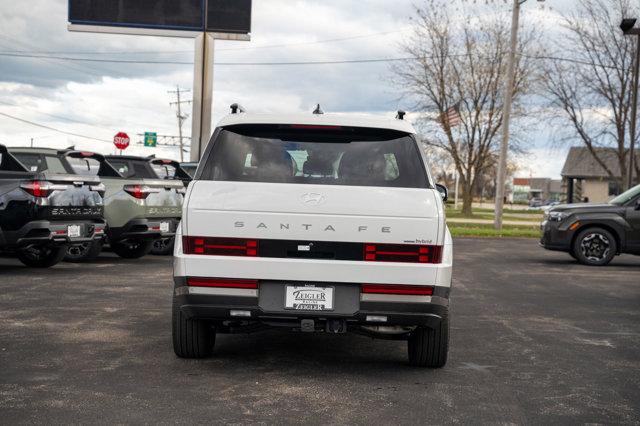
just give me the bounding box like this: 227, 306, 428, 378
408, 312, 449, 368
65, 240, 103, 262
150, 237, 175, 256
572, 227, 617, 266
172, 298, 215, 358
111, 239, 153, 259
17, 244, 67, 268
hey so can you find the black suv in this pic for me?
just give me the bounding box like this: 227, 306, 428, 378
540, 184, 640, 266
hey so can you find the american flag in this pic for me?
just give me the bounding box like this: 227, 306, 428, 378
441, 102, 462, 128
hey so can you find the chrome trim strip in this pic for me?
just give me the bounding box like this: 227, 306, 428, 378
175, 286, 258, 297
360, 293, 432, 304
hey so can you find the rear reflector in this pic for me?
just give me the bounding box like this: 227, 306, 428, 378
183, 236, 258, 256
361, 284, 434, 296
186, 278, 259, 289
364, 243, 442, 264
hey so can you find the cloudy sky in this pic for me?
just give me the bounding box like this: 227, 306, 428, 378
0, 0, 576, 177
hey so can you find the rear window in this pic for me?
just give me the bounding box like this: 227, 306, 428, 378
65, 156, 100, 176
107, 159, 156, 179
12, 153, 67, 174
151, 163, 177, 179
200, 125, 428, 188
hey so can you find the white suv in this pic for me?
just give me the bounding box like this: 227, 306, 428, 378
173, 109, 453, 367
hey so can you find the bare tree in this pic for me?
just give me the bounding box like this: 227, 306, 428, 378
393, 2, 536, 215
542, 0, 640, 189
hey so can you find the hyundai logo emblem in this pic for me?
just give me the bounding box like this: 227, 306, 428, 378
300, 193, 326, 206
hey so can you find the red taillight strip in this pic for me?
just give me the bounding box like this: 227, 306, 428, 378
183, 236, 259, 256
187, 278, 259, 289
361, 284, 434, 296
364, 244, 443, 264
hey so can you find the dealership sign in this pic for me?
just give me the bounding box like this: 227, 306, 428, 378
68, 0, 252, 34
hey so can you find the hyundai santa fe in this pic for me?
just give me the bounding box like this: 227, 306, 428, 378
173, 109, 453, 367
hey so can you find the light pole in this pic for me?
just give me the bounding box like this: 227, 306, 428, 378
621, 18, 640, 190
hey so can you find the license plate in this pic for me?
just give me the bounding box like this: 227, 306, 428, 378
285, 285, 334, 311
160, 221, 170, 233
67, 225, 81, 238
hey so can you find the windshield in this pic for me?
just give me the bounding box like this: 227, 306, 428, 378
200, 125, 428, 188
610, 183, 640, 205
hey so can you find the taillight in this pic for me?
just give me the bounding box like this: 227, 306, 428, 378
363, 243, 442, 264
361, 284, 434, 296
182, 237, 259, 256
186, 278, 259, 289
20, 180, 53, 198
123, 184, 159, 199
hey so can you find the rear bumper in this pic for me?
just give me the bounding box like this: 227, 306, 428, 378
108, 217, 179, 242
0, 219, 106, 249
173, 277, 450, 330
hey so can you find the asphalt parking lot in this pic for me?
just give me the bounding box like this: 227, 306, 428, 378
1, 238, 639, 424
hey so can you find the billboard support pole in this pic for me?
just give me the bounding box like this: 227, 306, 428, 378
190, 32, 215, 162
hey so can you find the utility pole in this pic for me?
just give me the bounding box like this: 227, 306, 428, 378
494, 0, 524, 230
30, 137, 33, 148
168, 86, 191, 162
621, 19, 640, 189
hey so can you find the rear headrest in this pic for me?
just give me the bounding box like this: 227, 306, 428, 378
250, 148, 295, 181
303, 155, 333, 176
338, 151, 387, 182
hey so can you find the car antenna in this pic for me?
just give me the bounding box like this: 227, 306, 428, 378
313, 104, 324, 115
396, 110, 406, 120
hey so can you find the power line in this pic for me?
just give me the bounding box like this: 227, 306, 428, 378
0, 51, 627, 70
0, 28, 409, 56
0, 111, 112, 143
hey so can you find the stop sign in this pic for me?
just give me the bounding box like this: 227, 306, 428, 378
114, 132, 130, 150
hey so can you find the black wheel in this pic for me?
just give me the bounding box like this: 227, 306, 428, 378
573, 227, 617, 266
17, 244, 67, 268
111, 239, 153, 259
408, 312, 449, 368
150, 237, 175, 256
172, 298, 215, 358
568, 249, 578, 260
65, 240, 103, 262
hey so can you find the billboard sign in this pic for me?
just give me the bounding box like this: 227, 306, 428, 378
68, 0, 251, 34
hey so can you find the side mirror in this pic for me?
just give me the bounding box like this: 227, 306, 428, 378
635, 199, 640, 210
435, 184, 448, 202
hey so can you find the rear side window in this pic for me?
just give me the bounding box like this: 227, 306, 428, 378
201, 125, 428, 188
13, 153, 43, 172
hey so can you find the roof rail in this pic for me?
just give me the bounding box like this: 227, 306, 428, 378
313, 104, 324, 115
230, 103, 245, 114
396, 110, 406, 120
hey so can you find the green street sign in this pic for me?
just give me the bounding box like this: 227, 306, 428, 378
144, 132, 157, 147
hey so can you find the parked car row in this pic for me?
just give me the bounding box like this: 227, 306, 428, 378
0, 144, 192, 267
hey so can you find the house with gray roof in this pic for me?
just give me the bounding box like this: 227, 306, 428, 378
561, 147, 639, 203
